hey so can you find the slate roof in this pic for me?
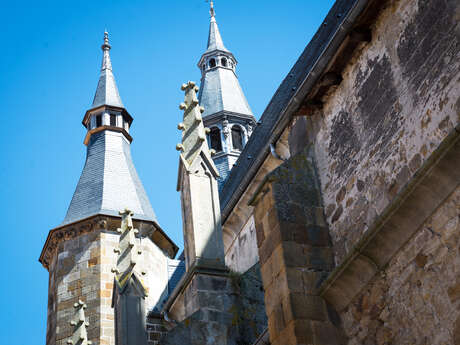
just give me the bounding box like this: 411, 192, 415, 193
62, 130, 157, 225
166, 258, 186, 295
219, 0, 366, 219
199, 67, 253, 118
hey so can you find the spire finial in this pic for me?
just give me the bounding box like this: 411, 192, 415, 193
209, 0, 215, 18
102, 30, 111, 51
100, 30, 113, 71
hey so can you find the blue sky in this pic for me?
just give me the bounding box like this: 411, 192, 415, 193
0, 0, 334, 343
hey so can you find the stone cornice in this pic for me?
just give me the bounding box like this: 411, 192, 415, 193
203, 110, 256, 126
39, 215, 178, 271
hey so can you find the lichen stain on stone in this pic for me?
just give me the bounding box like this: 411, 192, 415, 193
329, 111, 360, 177
439, 95, 449, 112
421, 109, 432, 129
356, 55, 399, 149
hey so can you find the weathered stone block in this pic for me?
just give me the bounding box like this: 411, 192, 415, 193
283, 241, 309, 268
311, 321, 346, 345
257, 223, 282, 265
285, 294, 328, 323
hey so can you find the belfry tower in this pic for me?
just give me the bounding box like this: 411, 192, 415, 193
39, 32, 177, 345
198, 1, 256, 185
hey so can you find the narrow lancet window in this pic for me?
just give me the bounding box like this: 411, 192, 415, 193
231, 126, 243, 151
110, 114, 117, 127
221, 57, 227, 67
209, 58, 216, 68
209, 127, 222, 152
96, 114, 102, 128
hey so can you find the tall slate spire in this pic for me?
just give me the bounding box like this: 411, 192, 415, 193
206, 2, 227, 53
198, 3, 252, 117
92, 31, 124, 108
197, 2, 256, 186
62, 32, 157, 225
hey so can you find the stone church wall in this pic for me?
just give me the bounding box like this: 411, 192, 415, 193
307, 0, 460, 267
340, 187, 460, 344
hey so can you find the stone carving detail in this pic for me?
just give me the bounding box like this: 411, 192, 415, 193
112, 208, 147, 292
40, 216, 110, 270
67, 300, 92, 345
222, 119, 230, 138
247, 123, 253, 137
176, 81, 217, 171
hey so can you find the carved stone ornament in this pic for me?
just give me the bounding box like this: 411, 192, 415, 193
247, 123, 253, 136
67, 300, 92, 345
222, 119, 230, 138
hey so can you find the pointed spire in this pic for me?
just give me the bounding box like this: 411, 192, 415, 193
91, 30, 123, 109
197, 2, 253, 118
206, 1, 228, 53
64, 32, 158, 226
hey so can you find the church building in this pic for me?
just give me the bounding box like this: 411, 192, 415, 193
40, 0, 460, 344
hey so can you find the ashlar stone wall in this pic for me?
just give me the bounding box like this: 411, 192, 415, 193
47, 229, 103, 345
341, 187, 460, 345
309, 0, 460, 266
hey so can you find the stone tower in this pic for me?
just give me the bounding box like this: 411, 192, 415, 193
198, 1, 256, 185
39, 32, 177, 345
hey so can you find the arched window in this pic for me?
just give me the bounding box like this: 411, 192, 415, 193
231, 126, 243, 151
221, 57, 227, 67
209, 127, 222, 152
209, 58, 216, 68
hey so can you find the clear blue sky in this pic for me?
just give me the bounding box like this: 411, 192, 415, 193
0, 0, 334, 343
